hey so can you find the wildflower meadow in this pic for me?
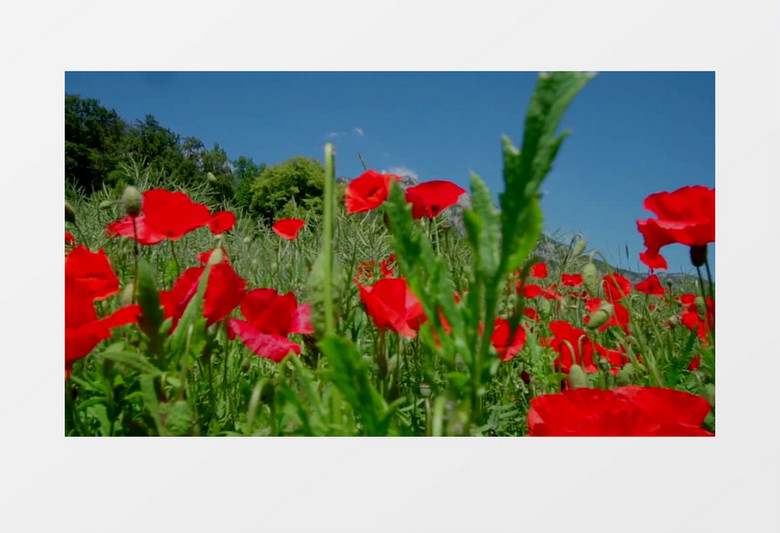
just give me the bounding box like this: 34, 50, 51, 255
64, 72, 715, 436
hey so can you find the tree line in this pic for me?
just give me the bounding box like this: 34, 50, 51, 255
65, 94, 326, 222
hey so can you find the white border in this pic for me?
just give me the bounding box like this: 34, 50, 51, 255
2, 1, 779, 532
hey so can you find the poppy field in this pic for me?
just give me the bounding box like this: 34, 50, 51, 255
64, 72, 715, 436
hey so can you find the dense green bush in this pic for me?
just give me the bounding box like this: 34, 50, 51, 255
249, 156, 325, 222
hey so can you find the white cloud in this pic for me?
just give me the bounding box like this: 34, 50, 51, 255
353, 127, 364, 136
325, 131, 344, 139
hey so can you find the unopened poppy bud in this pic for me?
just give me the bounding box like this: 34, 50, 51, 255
207, 172, 218, 183
572, 238, 586, 258
121, 186, 143, 217
538, 298, 552, 318
207, 247, 224, 265
243, 236, 252, 244
582, 262, 599, 296
120, 283, 135, 306
99, 199, 116, 210
694, 296, 707, 317
668, 315, 681, 327
419, 382, 431, 397
65, 201, 76, 223
568, 364, 589, 389
586, 305, 612, 330
689, 244, 707, 268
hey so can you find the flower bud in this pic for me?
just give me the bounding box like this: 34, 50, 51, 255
207, 172, 218, 183
207, 247, 224, 265
694, 296, 707, 317
667, 315, 681, 327
243, 236, 252, 244
572, 237, 586, 258
121, 186, 143, 217
582, 262, 600, 296
568, 364, 589, 389
538, 298, 552, 318
65, 201, 76, 223
689, 244, 707, 268
419, 382, 431, 397
586, 305, 612, 330
99, 199, 116, 210
120, 282, 135, 306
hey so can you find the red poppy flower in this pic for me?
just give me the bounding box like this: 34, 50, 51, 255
491, 318, 527, 362
603, 273, 632, 302
345, 170, 400, 214
142, 189, 214, 239
531, 262, 548, 279
229, 288, 313, 362
524, 307, 539, 322
548, 321, 597, 374
561, 273, 583, 287
358, 277, 426, 338
65, 265, 140, 377
635, 274, 666, 296
209, 211, 236, 234
65, 245, 120, 301
677, 294, 714, 346
637, 185, 715, 270
380, 254, 397, 278
65, 232, 76, 246
106, 214, 168, 245
160, 263, 246, 329
527, 385, 714, 436
539, 284, 564, 301
404, 180, 466, 219
272, 218, 305, 240
519, 282, 542, 299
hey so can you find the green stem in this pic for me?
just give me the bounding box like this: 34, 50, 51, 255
169, 239, 181, 279
323, 143, 336, 337
131, 216, 140, 304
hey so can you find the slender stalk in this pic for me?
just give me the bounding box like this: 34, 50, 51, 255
131, 215, 140, 303
323, 143, 336, 337
169, 239, 181, 279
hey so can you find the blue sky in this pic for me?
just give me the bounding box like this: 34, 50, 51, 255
65, 71, 714, 277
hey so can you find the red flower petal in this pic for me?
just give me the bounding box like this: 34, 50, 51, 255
65, 232, 76, 246
345, 170, 400, 214
603, 273, 632, 301
561, 273, 583, 287
527, 386, 713, 436
531, 262, 548, 279
229, 319, 301, 363
65, 246, 120, 301
491, 318, 527, 362
404, 180, 466, 219
142, 189, 213, 240
272, 218, 305, 240
358, 278, 425, 338
209, 211, 236, 234
106, 214, 168, 245
635, 274, 666, 296
160, 264, 246, 328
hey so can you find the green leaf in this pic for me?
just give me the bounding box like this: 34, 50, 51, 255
499, 72, 593, 275
319, 335, 393, 435
135, 259, 165, 358
96, 350, 162, 377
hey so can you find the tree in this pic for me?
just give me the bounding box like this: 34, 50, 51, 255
233, 156, 266, 211
65, 95, 128, 192
249, 156, 325, 222
121, 115, 195, 185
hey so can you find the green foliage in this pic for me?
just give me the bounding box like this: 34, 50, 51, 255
65, 94, 128, 192
249, 156, 325, 222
